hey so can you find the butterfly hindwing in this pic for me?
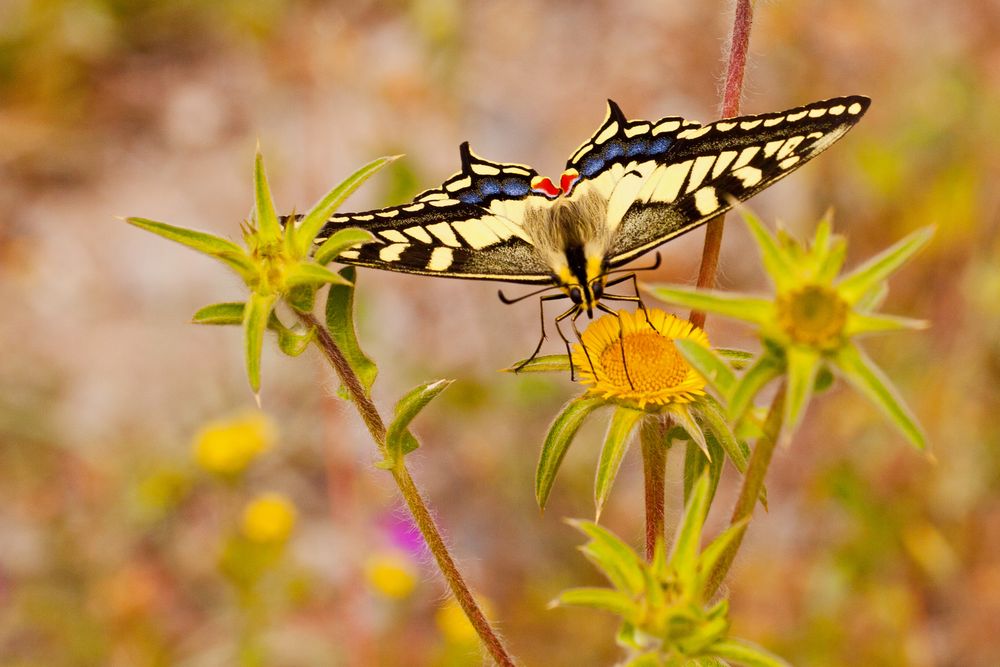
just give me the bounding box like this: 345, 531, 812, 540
316, 143, 553, 283
605, 95, 871, 265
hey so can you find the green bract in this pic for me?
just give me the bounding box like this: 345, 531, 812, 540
125, 150, 397, 395
648, 209, 932, 450
554, 474, 789, 667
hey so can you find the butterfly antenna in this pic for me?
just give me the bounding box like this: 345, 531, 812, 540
498, 284, 562, 305
599, 252, 662, 279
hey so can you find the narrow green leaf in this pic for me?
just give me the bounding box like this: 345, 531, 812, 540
697, 397, 748, 472
324, 267, 378, 396
192, 302, 245, 325
844, 311, 929, 337
697, 519, 749, 594
536, 396, 605, 510
296, 155, 400, 253
833, 343, 927, 450
675, 339, 736, 398
682, 431, 724, 511
728, 352, 783, 424
125, 217, 255, 281
571, 520, 646, 596
670, 472, 711, 581
669, 404, 709, 460
244, 292, 277, 394
269, 313, 315, 357
253, 148, 281, 242
551, 587, 638, 619
285, 262, 354, 288
646, 285, 774, 326
314, 228, 376, 266
503, 355, 572, 374
594, 406, 645, 520
384, 379, 453, 466
710, 638, 792, 667
837, 226, 934, 303
739, 207, 797, 291
717, 348, 755, 370
854, 280, 889, 312
783, 345, 821, 436
816, 236, 847, 284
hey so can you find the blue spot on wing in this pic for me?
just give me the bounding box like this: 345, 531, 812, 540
649, 137, 673, 154
580, 155, 604, 177
625, 138, 649, 157
478, 178, 501, 195
602, 141, 625, 160
500, 178, 529, 196
457, 191, 482, 204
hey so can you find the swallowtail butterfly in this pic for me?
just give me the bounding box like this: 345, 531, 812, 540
313, 96, 870, 364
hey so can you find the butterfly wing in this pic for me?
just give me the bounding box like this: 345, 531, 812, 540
564, 96, 870, 268
315, 143, 554, 284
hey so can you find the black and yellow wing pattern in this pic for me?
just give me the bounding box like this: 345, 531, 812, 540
315, 95, 870, 283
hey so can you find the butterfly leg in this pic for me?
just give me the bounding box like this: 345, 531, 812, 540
602, 273, 653, 329
553, 304, 584, 381
595, 303, 636, 390
513, 293, 570, 373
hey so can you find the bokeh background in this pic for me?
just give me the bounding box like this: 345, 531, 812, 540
2, 1, 999, 665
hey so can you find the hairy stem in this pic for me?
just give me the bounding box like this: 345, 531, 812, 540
640, 416, 669, 561
706, 383, 785, 596
690, 0, 755, 329
298, 311, 516, 666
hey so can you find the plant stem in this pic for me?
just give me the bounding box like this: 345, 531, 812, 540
298, 311, 517, 667
690, 0, 755, 329
706, 382, 785, 597
639, 416, 669, 561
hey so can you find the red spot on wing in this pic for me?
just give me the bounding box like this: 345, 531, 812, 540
531, 176, 561, 198
560, 169, 580, 195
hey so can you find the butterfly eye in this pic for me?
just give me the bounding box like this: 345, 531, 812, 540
591, 281, 604, 299
568, 286, 584, 304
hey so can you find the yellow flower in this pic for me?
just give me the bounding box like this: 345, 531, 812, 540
241, 493, 297, 543
193, 411, 275, 476
572, 309, 709, 410
364, 550, 418, 599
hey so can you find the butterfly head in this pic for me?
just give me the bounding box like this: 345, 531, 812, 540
557, 246, 606, 318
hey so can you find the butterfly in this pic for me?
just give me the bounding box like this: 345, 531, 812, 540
313, 96, 870, 365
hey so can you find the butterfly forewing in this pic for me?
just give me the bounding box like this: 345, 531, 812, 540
315, 142, 554, 283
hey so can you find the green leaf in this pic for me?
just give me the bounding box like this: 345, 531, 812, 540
647, 285, 773, 326
504, 355, 573, 374
571, 520, 646, 596
783, 345, 821, 436
710, 638, 791, 667
125, 217, 255, 281
193, 302, 245, 325
728, 352, 783, 424
697, 397, 748, 472
268, 312, 315, 357
682, 434, 723, 511
324, 267, 378, 396
832, 343, 927, 450
244, 292, 277, 394
814, 365, 835, 393
551, 587, 638, 619
384, 379, 452, 467
717, 348, 755, 370
697, 519, 750, 595
816, 236, 847, 284
675, 339, 736, 398
313, 228, 377, 266
836, 226, 934, 304
594, 406, 645, 520
296, 156, 399, 253
536, 396, 605, 510
285, 262, 354, 289
253, 148, 281, 242
668, 404, 709, 460
670, 472, 711, 582
739, 207, 797, 291
854, 280, 889, 312
844, 311, 928, 337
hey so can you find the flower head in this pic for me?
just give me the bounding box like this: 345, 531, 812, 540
241, 492, 297, 544
193, 411, 275, 476
649, 209, 932, 449
364, 550, 418, 600
573, 309, 709, 410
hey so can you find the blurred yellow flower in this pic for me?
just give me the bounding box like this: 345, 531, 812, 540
241, 492, 296, 543
364, 550, 418, 599
435, 597, 494, 645
192, 411, 275, 476
573, 308, 708, 410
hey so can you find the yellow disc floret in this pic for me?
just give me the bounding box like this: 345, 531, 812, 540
573, 309, 709, 410
776, 284, 848, 349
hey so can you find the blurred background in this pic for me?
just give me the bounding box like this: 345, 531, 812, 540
1, 0, 998, 665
